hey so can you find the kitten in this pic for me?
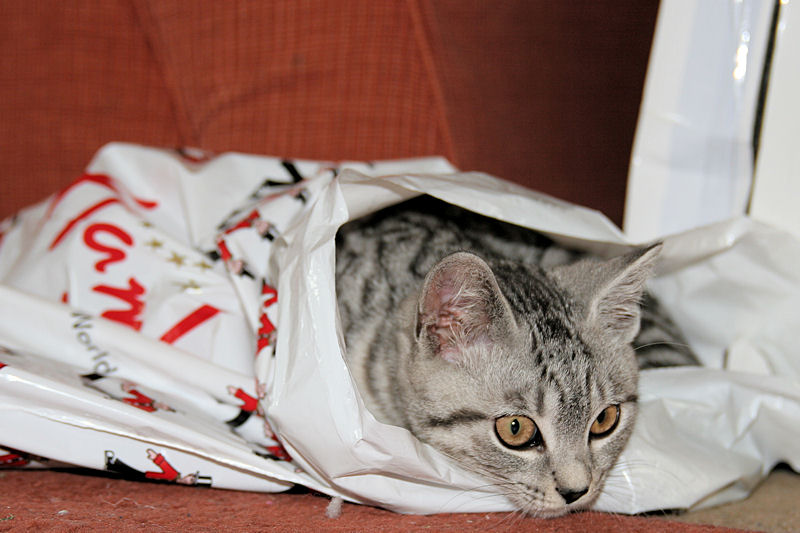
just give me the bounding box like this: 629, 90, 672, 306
335, 196, 696, 517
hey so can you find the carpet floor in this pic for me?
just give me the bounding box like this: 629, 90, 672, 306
0, 469, 775, 532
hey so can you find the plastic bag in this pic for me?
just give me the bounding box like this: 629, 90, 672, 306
1, 143, 798, 513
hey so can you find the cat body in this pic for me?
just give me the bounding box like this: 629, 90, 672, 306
335, 196, 695, 516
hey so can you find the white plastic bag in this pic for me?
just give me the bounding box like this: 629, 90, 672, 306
1, 143, 798, 514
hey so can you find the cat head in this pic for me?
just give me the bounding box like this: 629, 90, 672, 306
399, 245, 660, 516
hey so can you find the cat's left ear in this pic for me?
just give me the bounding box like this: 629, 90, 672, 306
416, 252, 513, 364
551, 244, 661, 344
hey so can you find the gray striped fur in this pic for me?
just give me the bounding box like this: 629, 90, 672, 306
335, 196, 697, 516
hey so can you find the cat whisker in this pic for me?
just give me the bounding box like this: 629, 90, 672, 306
634, 340, 692, 351
433, 466, 519, 512
594, 484, 635, 508
436, 470, 540, 516
435, 449, 511, 485
440, 479, 519, 503
609, 458, 684, 485
458, 483, 556, 521
599, 459, 687, 515
494, 507, 532, 528
434, 450, 570, 518
597, 508, 646, 531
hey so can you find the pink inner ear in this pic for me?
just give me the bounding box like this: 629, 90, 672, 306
422, 277, 460, 360
426, 302, 466, 363
421, 272, 492, 363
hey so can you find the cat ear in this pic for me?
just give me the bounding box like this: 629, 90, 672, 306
588, 244, 662, 343
416, 252, 511, 364
551, 244, 661, 344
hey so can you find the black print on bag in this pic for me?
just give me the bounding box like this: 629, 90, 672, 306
219, 209, 281, 242
1, 448, 30, 468
225, 386, 259, 427
0, 451, 29, 468
252, 160, 305, 193
249, 160, 313, 201
256, 220, 280, 241
0, 446, 51, 468
104, 449, 211, 486
293, 188, 310, 204
281, 160, 304, 184
81, 373, 176, 413
252, 443, 292, 462
248, 182, 310, 204
216, 239, 255, 279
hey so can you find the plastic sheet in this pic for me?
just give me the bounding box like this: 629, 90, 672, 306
1, 143, 798, 514
624, 0, 776, 242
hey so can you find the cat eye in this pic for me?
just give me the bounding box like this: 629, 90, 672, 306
589, 405, 620, 438
495, 415, 542, 448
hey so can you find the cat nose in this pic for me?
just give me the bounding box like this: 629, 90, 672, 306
557, 486, 589, 504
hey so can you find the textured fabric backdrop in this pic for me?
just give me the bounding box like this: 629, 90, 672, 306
0, 0, 658, 226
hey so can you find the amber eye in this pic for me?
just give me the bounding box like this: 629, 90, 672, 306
495, 415, 541, 448
590, 405, 620, 438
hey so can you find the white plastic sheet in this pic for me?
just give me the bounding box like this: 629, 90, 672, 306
624, 0, 776, 242
1, 143, 798, 514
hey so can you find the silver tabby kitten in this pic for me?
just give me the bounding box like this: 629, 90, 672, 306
335, 196, 696, 517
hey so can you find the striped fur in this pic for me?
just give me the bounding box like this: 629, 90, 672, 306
335, 196, 697, 516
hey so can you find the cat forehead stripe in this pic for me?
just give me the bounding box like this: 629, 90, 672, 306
425, 409, 485, 428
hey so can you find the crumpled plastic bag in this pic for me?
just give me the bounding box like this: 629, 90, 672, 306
0, 143, 798, 514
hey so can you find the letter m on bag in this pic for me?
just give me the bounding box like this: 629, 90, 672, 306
93, 277, 146, 331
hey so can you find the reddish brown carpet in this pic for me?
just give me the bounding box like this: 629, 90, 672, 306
0, 470, 754, 532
